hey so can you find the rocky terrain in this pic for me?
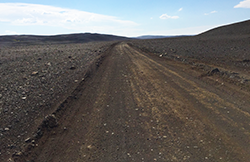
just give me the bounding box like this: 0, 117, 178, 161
128, 21, 250, 91
0, 41, 116, 159
0, 19, 249, 161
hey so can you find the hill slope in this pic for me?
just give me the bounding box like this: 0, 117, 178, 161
135, 35, 192, 40
0, 33, 130, 46
198, 19, 250, 37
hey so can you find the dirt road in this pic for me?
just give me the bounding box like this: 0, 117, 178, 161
13, 43, 250, 162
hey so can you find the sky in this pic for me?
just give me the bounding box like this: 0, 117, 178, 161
0, 0, 249, 37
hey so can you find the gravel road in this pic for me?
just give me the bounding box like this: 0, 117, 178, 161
12, 43, 250, 162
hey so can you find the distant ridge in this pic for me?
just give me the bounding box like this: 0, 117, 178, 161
135, 35, 170, 39
198, 19, 250, 37
0, 33, 130, 46
135, 35, 192, 40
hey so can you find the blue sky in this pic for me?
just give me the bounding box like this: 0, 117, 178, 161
0, 0, 249, 37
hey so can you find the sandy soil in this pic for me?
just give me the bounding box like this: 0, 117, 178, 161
8, 42, 250, 162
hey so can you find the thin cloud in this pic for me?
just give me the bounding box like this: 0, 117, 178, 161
234, 0, 250, 8
160, 14, 179, 19
0, 3, 138, 35
5, 30, 18, 35
204, 11, 218, 15
178, 8, 183, 12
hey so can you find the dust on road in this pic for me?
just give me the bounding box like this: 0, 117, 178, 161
14, 43, 250, 162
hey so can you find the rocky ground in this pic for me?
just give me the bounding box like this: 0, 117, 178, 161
9, 42, 250, 162
0, 41, 115, 159
128, 35, 250, 91
0, 20, 250, 161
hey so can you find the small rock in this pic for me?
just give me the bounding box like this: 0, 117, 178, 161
70, 66, 76, 70
171, 48, 176, 52
31, 71, 39, 76
208, 68, 220, 76
229, 75, 235, 79
87, 145, 92, 149
74, 80, 78, 83
0, 94, 2, 98
211, 68, 220, 73
14, 152, 22, 156
25, 138, 31, 143
42, 114, 58, 128
22, 96, 27, 100
5, 128, 10, 131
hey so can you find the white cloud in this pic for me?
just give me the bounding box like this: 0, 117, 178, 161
160, 14, 179, 19
0, 3, 138, 35
5, 30, 18, 35
234, 0, 250, 8
178, 8, 183, 12
204, 11, 218, 15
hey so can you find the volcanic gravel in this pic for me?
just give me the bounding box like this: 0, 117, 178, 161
1, 33, 250, 160
0, 41, 114, 157
128, 35, 250, 88
129, 36, 250, 69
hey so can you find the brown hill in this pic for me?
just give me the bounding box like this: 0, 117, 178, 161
198, 19, 250, 37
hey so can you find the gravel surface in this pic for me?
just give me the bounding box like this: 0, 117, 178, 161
0, 41, 114, 157
128, 35, 250, 89
11, 42, 250, 162
129, 36, 250, 70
